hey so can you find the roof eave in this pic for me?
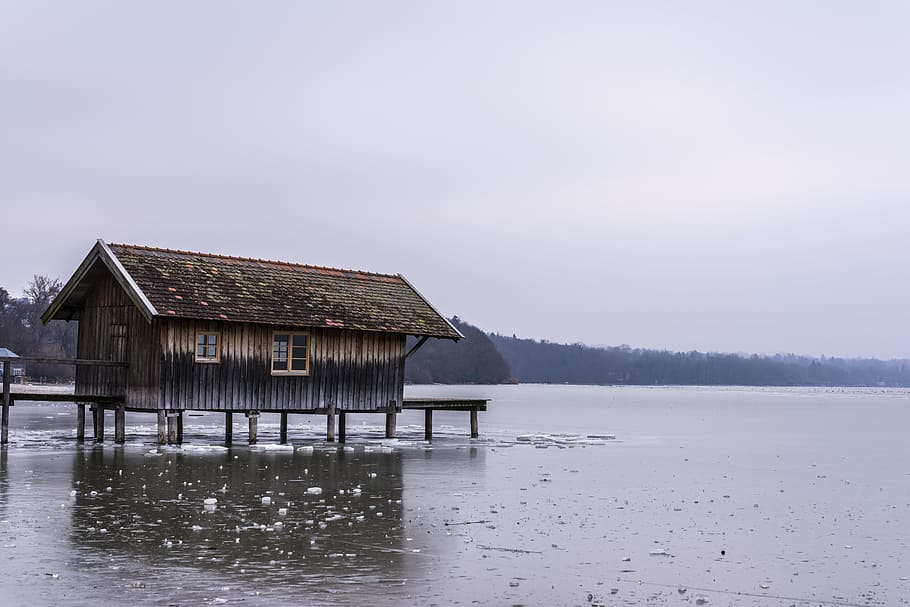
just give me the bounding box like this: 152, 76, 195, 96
41, 239, 159, 324
396, 274, 464, 340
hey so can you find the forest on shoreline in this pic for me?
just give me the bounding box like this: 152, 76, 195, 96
406, 317, 910, 387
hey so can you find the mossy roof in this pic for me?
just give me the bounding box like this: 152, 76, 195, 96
98, 243, 461, 338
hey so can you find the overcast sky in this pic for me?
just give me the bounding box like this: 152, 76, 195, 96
2, 1, 908, 359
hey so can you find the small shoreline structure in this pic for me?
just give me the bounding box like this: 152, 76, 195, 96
1, 240, 489, 446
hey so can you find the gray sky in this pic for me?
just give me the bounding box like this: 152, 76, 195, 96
2, 1, 909, 359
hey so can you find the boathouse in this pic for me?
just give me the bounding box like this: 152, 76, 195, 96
39, 240, 465, 443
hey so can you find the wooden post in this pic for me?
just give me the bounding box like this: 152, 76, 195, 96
167, 413, 177, 445
424, 409, 433, 442
156, 410, 166, 445
247, 411, 259, 445
470, 408, 479, 438
94, 406, 105, 442
1, 361, 9, 445
279, 412, 288, 444
326, 403, 336, 442
176, 411, 183, 444
114, 405, 125, 444
385, 401, 397, 439
76, 404, 85, 441
224, 411, 233, 445
338, 411, 346, 443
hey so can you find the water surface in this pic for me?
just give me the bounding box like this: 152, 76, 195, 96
1, 385, 907, 606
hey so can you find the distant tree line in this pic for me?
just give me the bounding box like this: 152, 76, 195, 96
405, 317, 513, 384
488, 333, 910, 387
0, 276, 77, 379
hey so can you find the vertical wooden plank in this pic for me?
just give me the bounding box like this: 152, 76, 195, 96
167, 413, 177, 444
157, 410, 166, 444
326, 402, 336, 442
424, 409, 433, 442
95, 406, 105, 442
248, 412, 258, 445
115, 405, 125, 444
280, 412, 288, 444
1, 361, 10, 444
338, 410, 346, 443
76, 404, 85, 441
225, 411, 233, 444
470, 408, 479, 438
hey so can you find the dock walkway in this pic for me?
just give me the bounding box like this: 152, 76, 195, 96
1, 358, 490, 445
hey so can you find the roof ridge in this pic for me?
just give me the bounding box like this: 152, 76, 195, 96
108, 242, 402, 280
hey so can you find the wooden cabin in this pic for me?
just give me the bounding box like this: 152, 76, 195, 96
42, 240, 462, 443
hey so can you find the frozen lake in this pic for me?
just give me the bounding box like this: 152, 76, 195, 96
0, 384, 908, 606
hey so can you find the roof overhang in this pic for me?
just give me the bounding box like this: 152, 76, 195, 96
397, 274, 464, 341
41, 239, 158, 324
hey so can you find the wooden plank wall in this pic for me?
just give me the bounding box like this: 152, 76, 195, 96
158, 320, 406, 412
75, 272, 159, 408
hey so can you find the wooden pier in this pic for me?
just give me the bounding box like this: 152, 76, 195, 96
2, 357, 489, 445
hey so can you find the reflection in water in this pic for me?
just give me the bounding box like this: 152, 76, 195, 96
67, 445, 408, 604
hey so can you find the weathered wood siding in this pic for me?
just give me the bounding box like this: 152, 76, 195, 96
158, 319, 406, 412
75, 272, 159, 408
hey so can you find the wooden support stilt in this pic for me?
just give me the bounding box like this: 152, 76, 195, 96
94, 406, 105, 442
157, 410, 166, 444
176, 411, 183, 444
114, 405, 125, 444
76, 404, 85, 441
424, 409, 433, 442
167, 413, 177, 445
224, 411, 233, 445
247, 411, 259, 445
385, 401, 397, 439
1, 361, 9, 445
326, 403, 336, 442
279, 412, 288, 444
338, 411, 346, 443
470, 408, 479, 438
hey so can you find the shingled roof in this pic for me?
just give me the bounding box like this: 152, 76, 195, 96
43, 240, 462, 339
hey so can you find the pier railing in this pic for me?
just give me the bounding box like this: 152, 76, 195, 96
0, 356, 127, 444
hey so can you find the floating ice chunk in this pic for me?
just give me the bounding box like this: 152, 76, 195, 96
278, 508, 288, 516
352, 488, 362, 495
89, 491, 98, 497
191, 525, 203, 532
204, 498, 218, 506
297, 446, 314, 454
261, 496, 272, 505
250, 444, 294, 452
695, 597, 708, 605
368, 473, 377, 478
181, 445, 228, 452
649, 548, 670, 556
273, 521, 284, 529
69, 490, 77, 497
307, 487, 323, 496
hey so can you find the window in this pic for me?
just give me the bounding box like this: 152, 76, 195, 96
195, 332, 220, 363
272, 332, 309, 375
